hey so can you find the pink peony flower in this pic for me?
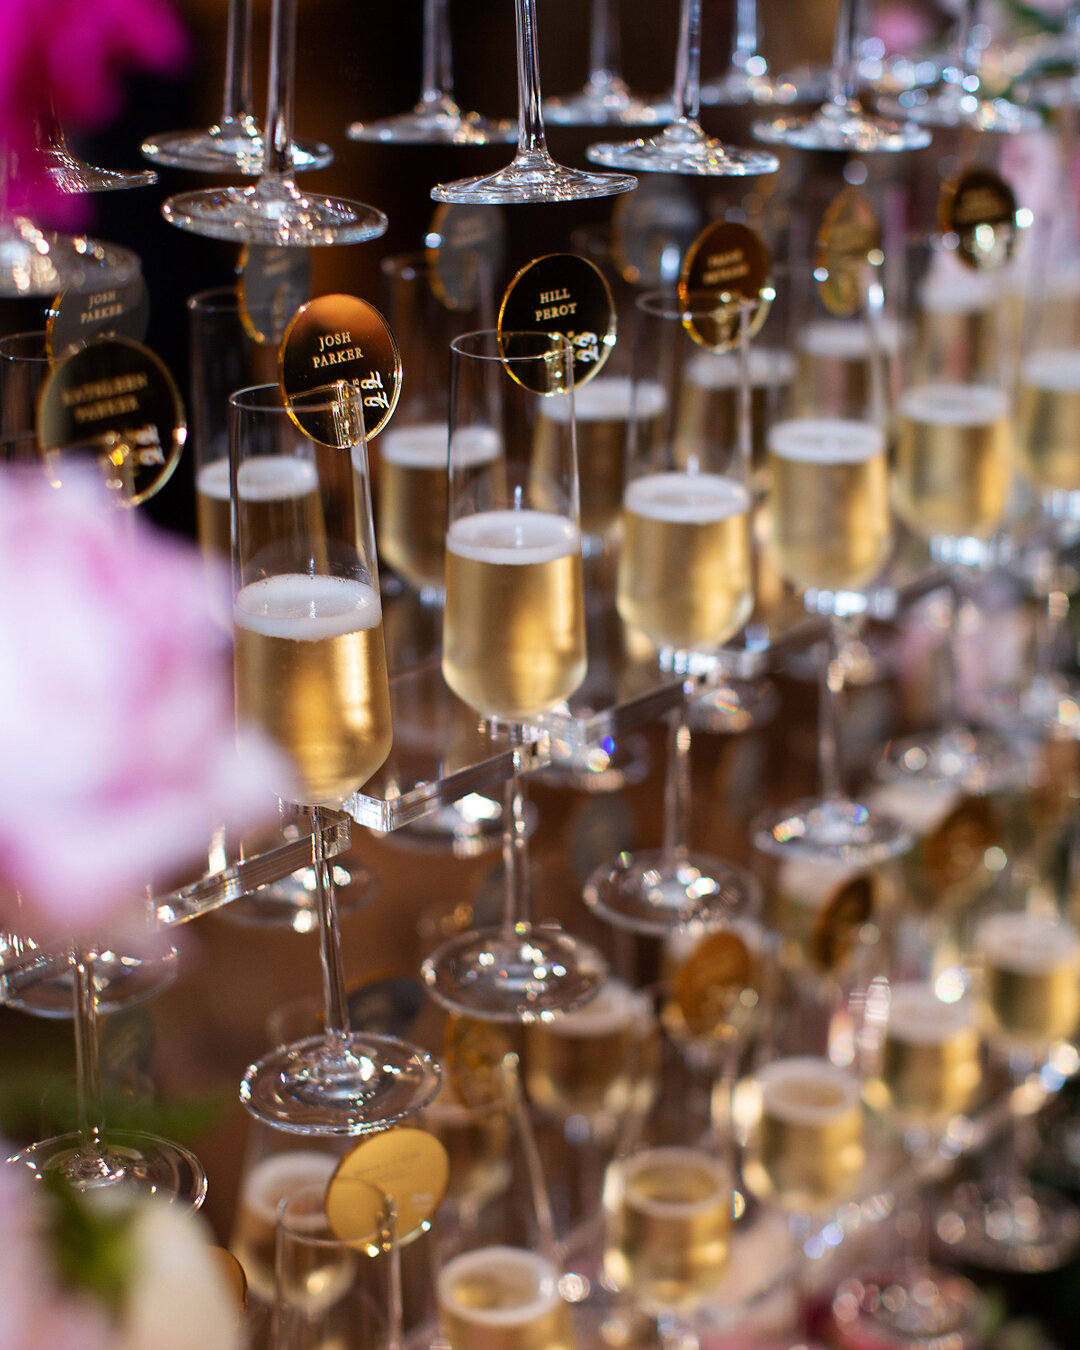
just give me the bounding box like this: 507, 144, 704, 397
0, 468, 290, 940
0, 0, 188, 220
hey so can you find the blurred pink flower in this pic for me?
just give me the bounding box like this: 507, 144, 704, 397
870, 4, 934, 52
0, 469, 290, 940
0, 0, 188, 220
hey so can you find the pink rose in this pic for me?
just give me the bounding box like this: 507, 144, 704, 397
0, 468, 290, 940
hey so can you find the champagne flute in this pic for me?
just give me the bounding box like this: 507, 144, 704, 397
430, 1, 637, 204
544, 0, 670, 126
421, 330, 608, 1021
162, 0, 387, 245
752, 0, 931, 152
881, 0, 1040, 134
700, 0, 785, 107
229, 382, 438, 1132
347, 0, 515, 144
36, 92, 157, 192
586, 0, 779, 176
142, 0, 332, 172
584, 290, 761, 937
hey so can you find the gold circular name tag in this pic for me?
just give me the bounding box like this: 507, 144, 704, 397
674, 929, 753, 1036
239, 244, 313, 345
938, 167, 1018, 272
498, 252, 616, 389
611, 175, 702, 288
444, 1013, 514, 1118
815, 188, 881, 319
279, 293, 401, 447
427, 202, 506, 311
47, 265, 149, 362
678, 220, 772, 352
36, 336, 185, 506
327, 1126, 449, 1246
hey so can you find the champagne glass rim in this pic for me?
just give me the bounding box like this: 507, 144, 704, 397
277, 1176, 395, 1250
449, 329, 573, 364
229, 381, 367, 416
187, 284, 244, 314
0, 330, 49, 362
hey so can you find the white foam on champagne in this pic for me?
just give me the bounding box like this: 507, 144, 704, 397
543, 976, 642, 1037
236, 455, 320, 501
978, 912, 1080, 974
1021, 347, 1080, 391
687, 346, 797, 390
887, 982, 973, 1045
623, 471, 750, 524
541, 376, 666, 423
197, 456, 230, 501
797, 318, 901, 359
898, 383, 1008, 426
234, 573, 382, 639
438, 1247, 562, 1326
241, 1150, 338, 1225
622, 1147, 728, 1219
768, 418, 884, 465
381, 421, 500, 468
758, 1056, 860, 1125
447, 509, 579, 565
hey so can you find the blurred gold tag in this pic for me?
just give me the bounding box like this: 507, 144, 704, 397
922, 797, 998, 895
327, 1127, 449, 1245
674, 930, 752, 1035
678, 220, 772, 352
238, 245, 312, 344
810, 874, 874, 971
611, 175, 702, 287
938, 168, 1017, 272
427, 203, 506, 311
279, 294, 401, 446
210, 1247, 248, 1317
36, 336, 185, 506
498, 253, 616, 389
815, 188, 880, 318
46, 271, 149, 362
444, 1014, 513, 1117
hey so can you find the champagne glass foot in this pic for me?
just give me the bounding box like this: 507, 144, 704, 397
0, 223, 140, 298
431, 153, 636, 205
752, 102, 931, 152
936, 1180, 1080, 1272
879, 725, 1027, 795
700, 68, 788, 106
141, 118, 333, 174
44, 151, 157, 193
240, 1032, 439, 1134
540, 731, 651, 793
689, 679, 780, 734
421, 926, 608, 1022
347, 98, 516, 145
7, 945, 179, 1017
832, 1260, 988, 1345
162, 178, 388, 245
9, 1130, 207, 1206
544, 76, 670, 126
752, 795, 911, 865
220, 859, 378, 932
587, 119, 779, 175
881, 86, 1041, 134
379, 795, 511, 860
583, 848, 760, 936
988, 674, 1080, 741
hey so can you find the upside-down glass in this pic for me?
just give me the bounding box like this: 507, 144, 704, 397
142, 0, 332, 172
583, 290, 762, 934
544, 0, 669, 126
421, 331, 608, 1021
430, 0, 636, 204
229, 383, 438, 1131
586, 0, 779, 176
162, 0, 386, 245
347, 0, 515, 144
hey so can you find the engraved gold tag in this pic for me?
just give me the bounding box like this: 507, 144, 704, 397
498, 253, 616, 389
810, 874, 874, 972
426, 203, 506, 311
36, 337, 185, 506
611, 175, 702, 287
938, 168, 1017, 272
279, 294, 401, 446
444, 1013, 513, 1117
678, 221, 772, 352
673, 930, 753, 1035
210, 1248, 248, 1316
46, 271, 150, 362
327, 1127, 449, 1245
239, 245, 313, 345
815, 188, 881, 319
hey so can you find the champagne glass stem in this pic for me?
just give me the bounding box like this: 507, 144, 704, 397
818, 616, 846, 801
501, 767, 532, 936
311, 805, 351, 1040
514, 0, 549, 157
950, 0, 979, 81
732, 0, 760, 72
420, 0, 455, 108
661, 698, 692, 865
387, 1197, 405, 1350
501, 1057, 559, 1261
264, 0, 297, 180
672, 0, 703, 125
73, 949, 105, 1157
828, 0, 862, 112
940, 573, 964, 731
1034, 546, 1070, 681
588, 0, 619, 86
221, 0, 254, 126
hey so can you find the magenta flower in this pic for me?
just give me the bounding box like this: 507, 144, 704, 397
0, 468, 290, 941
0, 0, 188, 219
